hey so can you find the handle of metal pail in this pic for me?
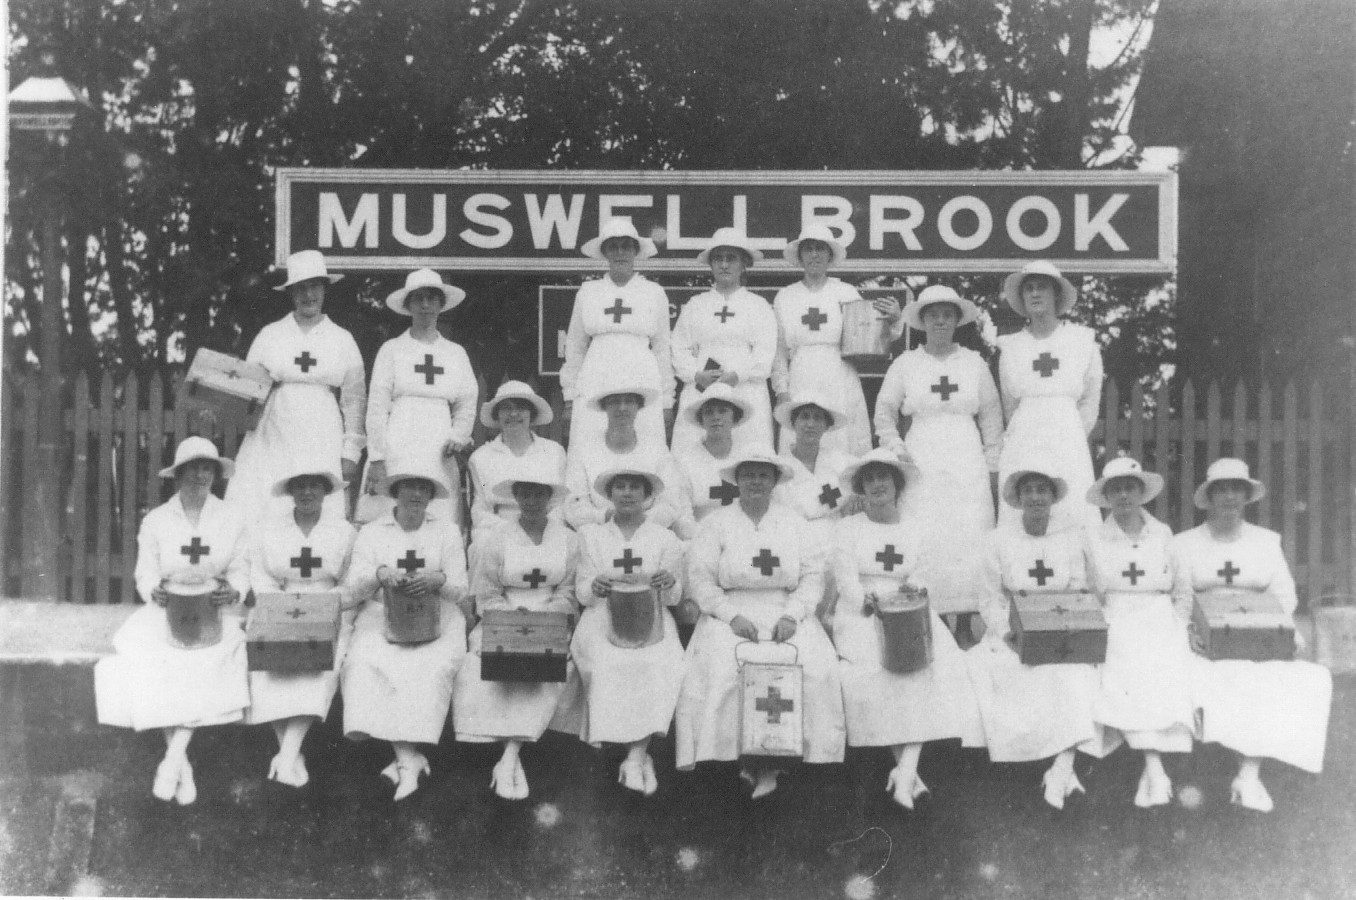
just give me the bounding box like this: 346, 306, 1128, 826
734, 639, 799, 668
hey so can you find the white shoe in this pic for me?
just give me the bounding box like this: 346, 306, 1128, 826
379, 761, 400, 786
640, 755, 658, 797
269, 753, 305, 789
750, 769, 782, 801
618, 758, 647, 794
174, 761, 197, 806
1042, 768, 1085, 810
1134, 770, 1173, 808
1230, 775, 1274, 813
511, 757, 530, 801
152, 756, 181, 802
393, 753, 430, 802
291, 754, 310, 789
491, 757, 518, 800
886, 769, 929, 810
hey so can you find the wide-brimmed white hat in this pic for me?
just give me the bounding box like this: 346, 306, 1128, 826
490, 466, 568, 506
275, 250, 343, 291
580, 218, 658, 261
840, 447, 919, 496
385, 268, 466, 314
902, 284, 981, 330
377, 459, 451, 499
586, 380, 662, 411
159, 436, 234, 479
683, 382, 753, 427
1087, 456, 1164, 508
783, 223, 847, 267
697, 227, 764, 266
271, 464, 343, 498
1193, 457, 1266, 510
1002, 467, 1069, 509
1002, 261, 1078, 317
718, 446, 796, 484
592, 466, 666, 500
773, 393, 845, 432
481, 380, 553, 428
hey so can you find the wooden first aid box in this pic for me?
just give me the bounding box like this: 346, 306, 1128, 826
1009, 590, 1108, 665
480, 610, 572, 682
183, 348, 273, 430
1191, 591, 1295, 662
739, 660, 804, 759
247, 592, 341, 672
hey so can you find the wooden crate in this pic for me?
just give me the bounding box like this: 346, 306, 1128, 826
1009, 590, 1108, 665
247, 592, 341, 672
1191, 590, 1295, 661
182, 348, 273, 430
480, 609, 572, 682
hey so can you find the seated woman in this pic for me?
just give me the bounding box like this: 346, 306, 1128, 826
965, 466, 1120, 809
773, 394, 860, 537
246, 463, 357, 788
676, 447, 845, 799
95, 437, 249, 805
341, 460, 469, 801
1171, 458, 1332, 812
1084, 457, 1194, 808
830, 449, 984, 809
671, 383, 751, 526
453, 464, 578, 801
467, 381, 566, 546
568, 467, 686, 796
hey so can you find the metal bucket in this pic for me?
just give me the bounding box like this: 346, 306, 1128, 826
607, 582, 664, 649
839, 298, 891, 363
164, 578, 222, 650
875, 586, 932, 674
383, 584, 442, 644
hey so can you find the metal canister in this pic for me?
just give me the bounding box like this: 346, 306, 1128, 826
383, 584, 442, 644
606, 582, 664, 649
839, 298, 891, 363
164, 578, 222, 650
874, 585, 932, 674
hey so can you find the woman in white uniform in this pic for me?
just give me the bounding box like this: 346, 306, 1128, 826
228, 250, 366, 526
965, 467, 1120, 809
830, 449, 984, 809
246, 464, 356, 788
773, 394, 858, 538
676, 447, 845, 799
341, 462, 469, 801
559, 218, 674, 451
995, 261, 1102, 532
466, 381, 566, 547
95, 438, 249, 805
1171, 458, 1332, 812
670, 228, 778, 457
671, 383, 751, 526
875, 285, 1002, 642
453, 465, 578, 801
771, 223, 902, 455
1083, 457, 1194, 808
569, 467, 685, 796
361, 269, 477, 525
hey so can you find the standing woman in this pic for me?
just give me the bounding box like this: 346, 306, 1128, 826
362, 269, 477, 525
1083, 457, 1194, 808
771, 223, 902, 455
228, 250, 366, 526
568, 467, 686, 796
965, 467, 1120, 809
676, 447, 845, 799
875, 285, 1002, 641
670, 228, 778, 457
1171, 458, 1332, 812
341, 461, 469, 801
995, 261, 1103, 532
453, 465, 578, 801
246, 464, 357, 788
560, 218, 674, 451
95, 438, 249, 805
466, 381, 566, 546
830, 450, 984, 808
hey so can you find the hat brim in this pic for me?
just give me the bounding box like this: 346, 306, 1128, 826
274, 273, 343, 292
378, 472, 451, 499
491, 478, 568, 506
840, 454, 918, 496
782, 236, 846, 267
697, 243, 764, 266
580, 233, 658, 261
587, 385, 662, 411
1001, 470, 1070, 509
1193, 477, 1266, 510
385, 283, 467, 315
1086, 472, 1165, 509
902, 296, 980, 331
683, 392, 754, 427
591, 468, 666, 499
159, 455, 234, 480
1002, 269, 1077, 317
719, 454, 796, 485
481, 392, 554, 428
272, 471, 343, 498
773, 398, 845, 432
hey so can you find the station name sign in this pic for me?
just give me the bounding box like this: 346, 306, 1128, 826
275, 169, 1176, 275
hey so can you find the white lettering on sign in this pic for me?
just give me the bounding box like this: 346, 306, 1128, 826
732, 196, 788, 252
524, 194, 586, 249
1006, 196, 1061, 251
869, 196, 925, 251
460, 193, 512, 249
1075, 193, 1130, 251
598, 194, 653, 225
392, 193, 447, 250
801, 196, 857, 248
319, 192, 379, 249
664, 195, 708, 251
937, 195, 993, 251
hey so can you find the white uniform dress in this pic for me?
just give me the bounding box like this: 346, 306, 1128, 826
771, 278, 901, 455
875, 346, 1002, 615
562, 442, 687, 533
563, 520, 687, 745
95, 495, 251, 731
1086, 514, 1195, 752
227, 315, 366, 525
773, 447, 857, 546
362, 331, 478, 524
244, 516, 357, 725
996, 323, 1102, 532
340, 511, 468, 744
466, 435, 568, 546
1172, 523, 1332, 773
830, 514, 984, 747
559, 275, 674, 452
675, 503, 846, 768
453, 520, 578, 742
673, 442, 741, 525
670, 288, 777, 457
964, 525, 1121, 762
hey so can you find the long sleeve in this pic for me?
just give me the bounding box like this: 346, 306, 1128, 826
976, 538, 1009, 637
558, 294, 590, 402
437, 523, 469, 602
250, 538, 284, 595
830, 525, 865, 614
447, 348, 479, 446
546, 531, 580, 615
738, 302, 778, 383
562, 453, 606, 529
976, 362, 1004, 471
784, 521, 824, 623
467, 449, 498, 537
1167, 538, 1193, 623
872, 361, 908, 456
133, 515, 162, 604
338, 339, 367, 463
643, 454, 686, 530
1262, 532, 1299, 616
365, 343, 396, 462
670, 304, 700, 384
770, 309, 792, 396
343, 529, 383, 607
470, 530, 510, 612
689, 521, 737, 623
651, 293, 676, 409
1077, 337, 1104, 436
573, 530, 606, 609
657, 532, 687, 607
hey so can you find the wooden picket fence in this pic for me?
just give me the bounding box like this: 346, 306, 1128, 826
1, 368, 1352, 605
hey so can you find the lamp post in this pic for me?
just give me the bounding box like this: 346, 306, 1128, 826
8, 46, 92, 601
